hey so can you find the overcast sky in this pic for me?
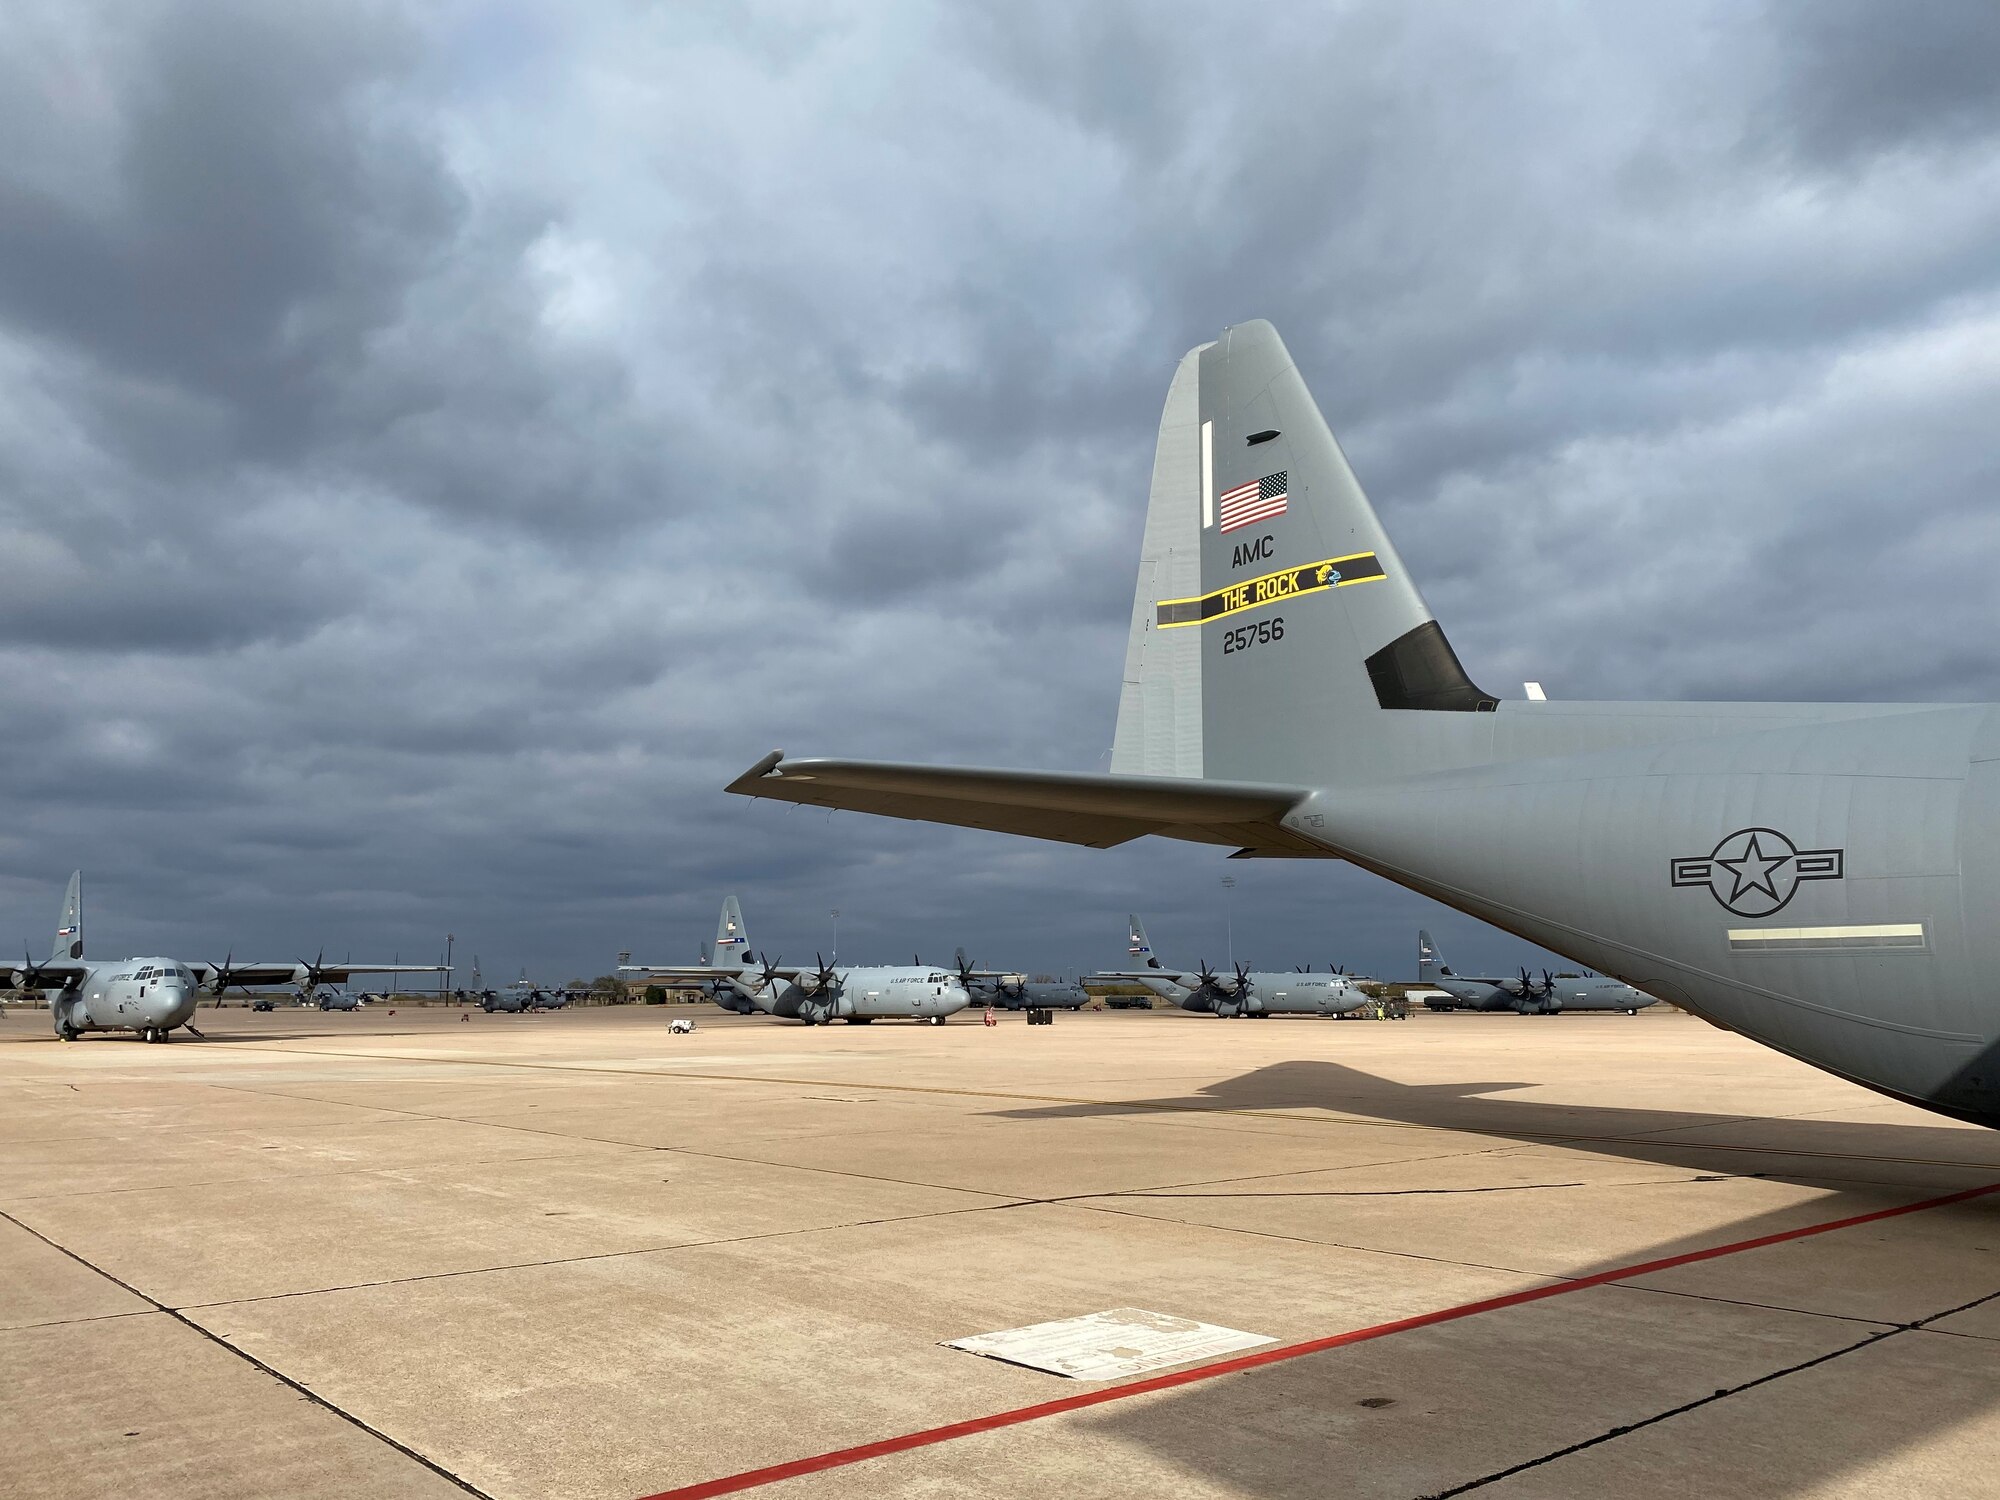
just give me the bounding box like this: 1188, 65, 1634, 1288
3, 1, 1998, 986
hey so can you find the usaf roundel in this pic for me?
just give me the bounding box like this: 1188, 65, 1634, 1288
1671, 828, 1844, 919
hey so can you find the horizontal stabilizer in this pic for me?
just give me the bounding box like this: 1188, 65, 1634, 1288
726, 753, 1325, 853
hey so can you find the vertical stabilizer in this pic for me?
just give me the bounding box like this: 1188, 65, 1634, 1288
1127, 914, 1162, 969
54, 872, 81, 962
1112, 321, 1493, 786
1418, 929, 1449, 981
1111, 345, 1210, 776
714, 896, 751, 969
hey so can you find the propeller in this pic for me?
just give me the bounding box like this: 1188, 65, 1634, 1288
1192, 960, 1249, 1016
14, 947, 58, 993
297, 950, 331, 996
790, 953, 840, 999
1505, 967, 1556, 1001
206, 951, 247, 997
796, 955, 843, 1023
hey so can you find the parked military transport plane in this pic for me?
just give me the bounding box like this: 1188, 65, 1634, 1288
723, 319, 2000, 1127
483, 973, 577, 1013
950, 949, 1090, 1011
1091, 914, 1369, 1018
622, 898, 972, 1024
1418, 930, 1655, 1015
0, 873, 445, 1040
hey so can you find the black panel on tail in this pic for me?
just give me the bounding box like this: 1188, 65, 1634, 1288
1365, 622, 1498, 712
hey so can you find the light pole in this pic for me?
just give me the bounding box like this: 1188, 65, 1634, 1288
445, 933, 454, 1000
831, 908, 841, 959
1220, 876, 1236, 969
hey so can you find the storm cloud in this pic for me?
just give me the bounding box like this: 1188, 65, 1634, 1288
3, 0, 1998, 983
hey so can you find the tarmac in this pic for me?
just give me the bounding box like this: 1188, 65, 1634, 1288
2, 1003, 1997, 1500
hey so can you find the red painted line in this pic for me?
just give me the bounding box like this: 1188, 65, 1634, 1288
638, 1179, 2000, 1500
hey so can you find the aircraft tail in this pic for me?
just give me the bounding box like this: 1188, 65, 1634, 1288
1418, 929, 1449, 981
1127, 914, 1163, 969
713, 896, 752, 970
1110, 320, 1493, 787
54, 871, 81, 962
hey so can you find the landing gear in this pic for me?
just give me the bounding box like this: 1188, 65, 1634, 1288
926, 1015, 947, 1026
1623, 1007, 1638, 1016
843, 1016, 873, 1024
57, 1023, 77, 1042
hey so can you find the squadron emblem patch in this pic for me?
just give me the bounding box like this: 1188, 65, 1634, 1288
1671, 828, 1844, 918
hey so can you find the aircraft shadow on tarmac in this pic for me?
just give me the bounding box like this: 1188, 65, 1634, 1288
992, 1059, 2000, 1188
988, 1063, 2000, 1498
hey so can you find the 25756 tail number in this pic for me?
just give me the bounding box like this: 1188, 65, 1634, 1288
1221, 616, 1284, 655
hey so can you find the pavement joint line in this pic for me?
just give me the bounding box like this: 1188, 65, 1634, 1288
212, 1043, 2000, 1173
0, 1150, 641, 1205
0, 1308, 158, 1333
1598, 1280, 1929, 1330
156, 1150, 1595, 1313
627, 1178, 2000, 1500
1052, 1196, 1600, 1282
1922, 1326, 2000, 1344
1415, 1284, 2000, 1498
0, 1205, 495, 1500
197, 1078, 1565, 1218
175, 1196, 1041, 1310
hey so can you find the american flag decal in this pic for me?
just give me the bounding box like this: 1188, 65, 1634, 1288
1218, 472, 1287, 533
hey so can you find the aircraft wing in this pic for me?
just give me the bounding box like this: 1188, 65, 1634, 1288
1089, 969, 1198, 986
618, 964, 801, 981
0, 960, 88, 990
192, 962, 450, 988
725, 753, 1321, 853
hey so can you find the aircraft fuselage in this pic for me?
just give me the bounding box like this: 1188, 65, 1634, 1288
1428, 975, 1655, 1015
768, 968, 970, 1023
1132, 971, 1366, 1018
43, 958, 200, 1040
980, 981, 1091, 1011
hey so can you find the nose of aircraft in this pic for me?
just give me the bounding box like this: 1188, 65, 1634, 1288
150, 977, 195, 1025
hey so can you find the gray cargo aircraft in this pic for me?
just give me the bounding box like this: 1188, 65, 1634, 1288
622, 898, 971, 1024
1090, 913, 1369, 1018
722, 319, 2000, 1128
482, 973, 576, 1012
0, 873, 444, 1040
949, 950, 1090, 1011
1417, 929, 1655, 1015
